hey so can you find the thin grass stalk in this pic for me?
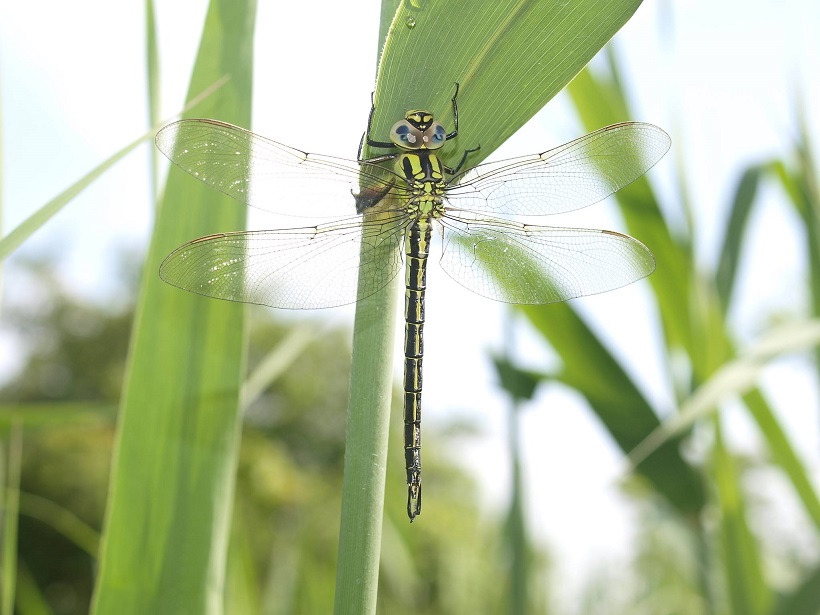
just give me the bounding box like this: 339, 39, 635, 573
0, 69, 4, 297
0, 87, 14, 602
145, 0, 161, 201
333, 2, 401, 612
0, 77, 227, 263
1, 423, 22, 615
498, 314, 532, 614
333, 280, 399, 614
506, 404, 528, 615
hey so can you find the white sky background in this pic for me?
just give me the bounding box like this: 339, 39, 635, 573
2, 0, 820, 608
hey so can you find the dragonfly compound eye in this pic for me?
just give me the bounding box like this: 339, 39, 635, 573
423, 123, 447, 149
390, 120, 424, 149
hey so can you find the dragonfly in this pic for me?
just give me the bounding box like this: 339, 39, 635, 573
156, 84, 670, 521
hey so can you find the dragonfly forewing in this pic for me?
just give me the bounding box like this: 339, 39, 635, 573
444, 122, 670, 217
156, 119, 408, 219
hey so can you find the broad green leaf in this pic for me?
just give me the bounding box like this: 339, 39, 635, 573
713, 425, 772, 615
364, 0, 646, 165
91, 2, 256, 613
338, 1, 650, 611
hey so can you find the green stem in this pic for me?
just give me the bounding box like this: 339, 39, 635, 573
1, 422, 22, 615
334, 2, 402, 610
333, 278, 399, 614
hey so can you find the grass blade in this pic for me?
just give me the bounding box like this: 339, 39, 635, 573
12, 562, 52, 615
239, 323, 317, 411
627, 318, 820, 467
90, 1, 256, 613
145, 0, 161, 200
713, 424, 772, 615
716, 164, 766, 310
773, 104, 820, 381
17, 491, 99, 557
567, 63, 696, 356
0, 137, 144, 262
1, 423, 22, 615
742, 389, 820, 530
0, 77, 228, 264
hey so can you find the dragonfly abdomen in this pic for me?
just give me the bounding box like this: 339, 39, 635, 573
404, 216, 432, 521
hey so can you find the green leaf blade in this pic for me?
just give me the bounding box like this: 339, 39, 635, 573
91, 2, 257, 613
366, 0, 645, 165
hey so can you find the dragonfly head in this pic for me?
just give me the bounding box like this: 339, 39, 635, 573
389, 110, 447, 151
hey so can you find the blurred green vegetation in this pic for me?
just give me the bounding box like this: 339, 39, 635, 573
1, 253, 547, 614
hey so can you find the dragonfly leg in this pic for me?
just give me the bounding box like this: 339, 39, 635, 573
445, 144, 482, 175
445, 82, 461, 140
442, 83, 480, 172
362, 89, 395, 152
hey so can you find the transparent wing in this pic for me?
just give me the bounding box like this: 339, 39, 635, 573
445, 122, 670, 216
438, 213, 655, 304
159, 214, 409, 309
155, 119, 408, 218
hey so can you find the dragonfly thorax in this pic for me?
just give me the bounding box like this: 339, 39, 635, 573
397, 151, 447, 217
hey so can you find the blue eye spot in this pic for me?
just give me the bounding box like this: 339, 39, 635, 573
394, 125, 412, 142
